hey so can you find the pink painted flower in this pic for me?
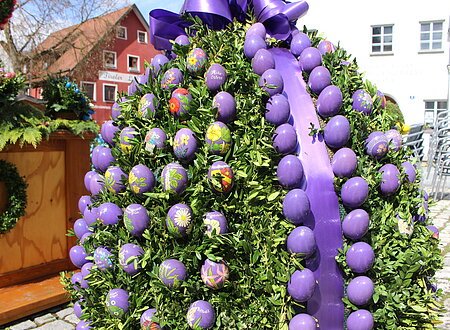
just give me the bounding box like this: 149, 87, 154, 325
5, 72, 16, 78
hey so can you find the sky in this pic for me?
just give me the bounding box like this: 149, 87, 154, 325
135, 0, 185, 20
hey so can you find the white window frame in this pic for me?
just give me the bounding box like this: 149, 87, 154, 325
371, 24, 393, 55
419, 20, 444, 52
116, 26, 127, 40
137, 30, 148, 44
103, 50, 117, 69
424, 99, 448, 127
103, 83, 118, 103
127, 54, 140, 73
80, 81, 96, 101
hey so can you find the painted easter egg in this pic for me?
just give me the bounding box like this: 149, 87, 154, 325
347, 276, 374, 306
129, 164, 155, 194
273, 123, 297, 154
83, 206, 99, 227
277, 155, 303, 189
159, 259, 187, 287
145, 128, 167, 154
74, 300, 83, 319
166, 203, 193, 237
93, 146, 115, 172
244, 35, 267, 59
317, 85, 343, 117
139, 67, 150, 85
76, 320, 91, 330
246, 22, 266, 39
175, 34, 190, 46
71, 272, 88, 290
187, 300, 215, 329
161, 163, 188, 195
139, 93, 156, 118
299, 47, 322, 72
427, 225, 439, 239
204, 211, 228, 237
151, 54, 169, 73
78, 195, 92, 214
342, 209, 370, 240
205, 63, 227, 91
207, 161, 234, 193
128, 80, 138, 95
259, 69, 283, 96
379, 164, 401, 196
213, 91, 236, 123
124, 204, 149, 237
106, 288, 129, 318
376, 90, 387, 109
331, 148, 358, 178
101, 120, 119, 146
288, 268, 316, 302
119, 243, 144, 275
201, 259, 229, 289
74, 219, 90, 239
174, 128, 198, 162
119, 127, 138, 152
187, 48, 208, 74
111, 102, 122, 120
324, 115, 350, 149
80, 232, 92, 244
81, 262, 94, 278
140, 308, 161, 330
317, 40, 335, 54
69, 245, 88, 268
169, 88, 192, 117
352, 89, 373, 115
161, 68, 183, 89
98, 202, 122, 225
252, 49, 275, 75
290, 32, 311, 57
385, 129, 402, 151
89, 172, 104, 196
289, 314, 317, 330
341, 177, 369, 208
94, 247, 113, 270
308, 66, 332, 94
283, 189, 311, 224
365, 131, 388, 159
205, 122, 232, 155
287, 226, 316, 257
265, 94, 290, 126
84, 170, 97, 192
402, 161, 416, 183
104, 166, 127, 193
347, 310, 374, 330
346, 242, 375, 273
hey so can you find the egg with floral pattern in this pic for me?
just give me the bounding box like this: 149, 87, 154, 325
187, 300, 215, 329
119, 243, 144, 275
161, 68, 183, 90
105, 288, 129, 318
205, 121, 232, 155
104, 166, 127, 193
161, 163, 188, 195
145, 128, 167, 154
140, 308, 161, 330
201, 259, 229, 290
139, 93, 156, 118
204, 211, 228, 237
174, 128, 197, 162
159, 259, 187, 287
208, 161, 234, 193
169, 88, 192, 117
119, 127, 138, 152
124, 204, 149, 237
186, 48, 208, 74
352, 89, 373, 115
94, 247, 113, 271
365, 131, 388, 159
166, 203, 193, 237
129, 164, 155, 194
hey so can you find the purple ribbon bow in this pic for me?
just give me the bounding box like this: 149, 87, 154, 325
150, 0, 309, 51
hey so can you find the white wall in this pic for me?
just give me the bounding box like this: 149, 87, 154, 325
300, 0, 450, 125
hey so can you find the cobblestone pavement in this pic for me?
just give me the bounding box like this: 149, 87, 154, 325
4, 305, 78, 329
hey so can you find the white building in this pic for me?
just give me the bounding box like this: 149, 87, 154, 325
300, 0, 450, 126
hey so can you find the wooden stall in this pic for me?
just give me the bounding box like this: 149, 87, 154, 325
0, 131, 93, 325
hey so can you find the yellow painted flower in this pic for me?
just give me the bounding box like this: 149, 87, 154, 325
188, 56, 198, 66
206, 124, 222, 141
181, 134, 190, 145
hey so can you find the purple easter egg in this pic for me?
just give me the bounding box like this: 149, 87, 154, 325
201, 259, 229, 289
151, 54, 169, 73
74, 218, 91, 239
106, 288, 129, 317
169, 88, 192, 117
259, 69, 283, 96
341, 177, 369, 208
402, 161, 416, 183
324, 115, 350, 149
289, 314, 317, 330
427, 225, 439, 239
91, 145, 102, 166
265, 94, 290, 126
187, 300, 215, 329
69, 245, 88, 268
331, 148, 358, 178
287, 226, 316, 257
101, 120, 119, 146
213, 91, 236, 123
308, 66, 332, 94
244, 35, 267, 59
299, 47, 322, 73
124, 204, 149, 237
159, 259, 187, 287
128, 80, 138, 95
141, 308, 161, 329
119, 127, 138, 152
317, 40, 335, 55
376, 90, 387, 109
78, 195, 92, 214
208, 161, 234, 193
129, 164, 155, 194
139, 67, 150, 85
71, 272, 88, 290
365, 132, 388, 159
80, 232, 92, 244
205, 64, 227, 91
283, 189, 311, 224
347, 276, 374, 306
161, 68, 183, 89
317, 85, 343, 117
174, 128, 198, 161
277, 155, 303, 188
84, 170, 96, 192
175, 34, 190, 46
273, 123, 297, 154
343, 209, 370, 240
205, 121, 232, 155
252, 49, 275, 75
89, 172, 104, 196
290, 32, 311, 57
346, 242, 375, 273
385, 129, 402, 151
145, 128, 167, 153
246, 22, 266, 39
95, 147, 115, 172
119, 243, 144, 275
98, 202, 122, 225
81, 262, 94, 277
204, 211, 228, 236
379, 164, 400, 196
76, 320, 91, 330
74, 300, 83, 318
139, 93, 156, 118
166, 203, 193, 237
104, 166, 127, 193
83, 206, 99, 226
353, 89, 373, 115
288, 268, 316, 302
111, 102, 121, 120
186, 48, 208, 74
347, 309, 374, 330
161, 163, 188, 194
94, 247, 113, 270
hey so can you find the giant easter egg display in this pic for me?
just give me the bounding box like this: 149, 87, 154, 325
169, 88, 192, 117
204, 211, 228, 236
207, 161, 234, 193
288, 268, 316, 302
129, 164, 155, 194
140, 308, 161, 330
124, 204, 149, 237
119, 243, 144, 275
205, 63, 227, 91
201, 259, 229, 289
187, 300, 215, 329
205, 122, 232, 155
161, 163, 188, 194
166, 203, 193, 237
174, 128, 197, 161
187, 48, 208, 74
106, 288, 129, 317
265, 94, 290, 126
159, 259, 187, 287
213, 91, 236, 123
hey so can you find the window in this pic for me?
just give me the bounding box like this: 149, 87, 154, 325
116, 26, 127, 39
420, 21, 444, 51
137, 30, 148, 43
371, 25, 393, 53
127, 55, 140, 72
80, 81, 96, 101
103, 84, 117, 103
103, 51, 117, 69
424, 100, 448, 127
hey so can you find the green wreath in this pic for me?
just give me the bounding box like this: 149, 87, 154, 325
0, 159, 27, 234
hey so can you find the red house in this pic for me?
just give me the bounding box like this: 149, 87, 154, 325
29, 4, 161, 123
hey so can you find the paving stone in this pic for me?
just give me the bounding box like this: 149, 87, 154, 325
64, 314, 79, 325
56, 307, 74, 320
35, 320, 74, 330
34, 314, 56, 326
9, 320, 37, 330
